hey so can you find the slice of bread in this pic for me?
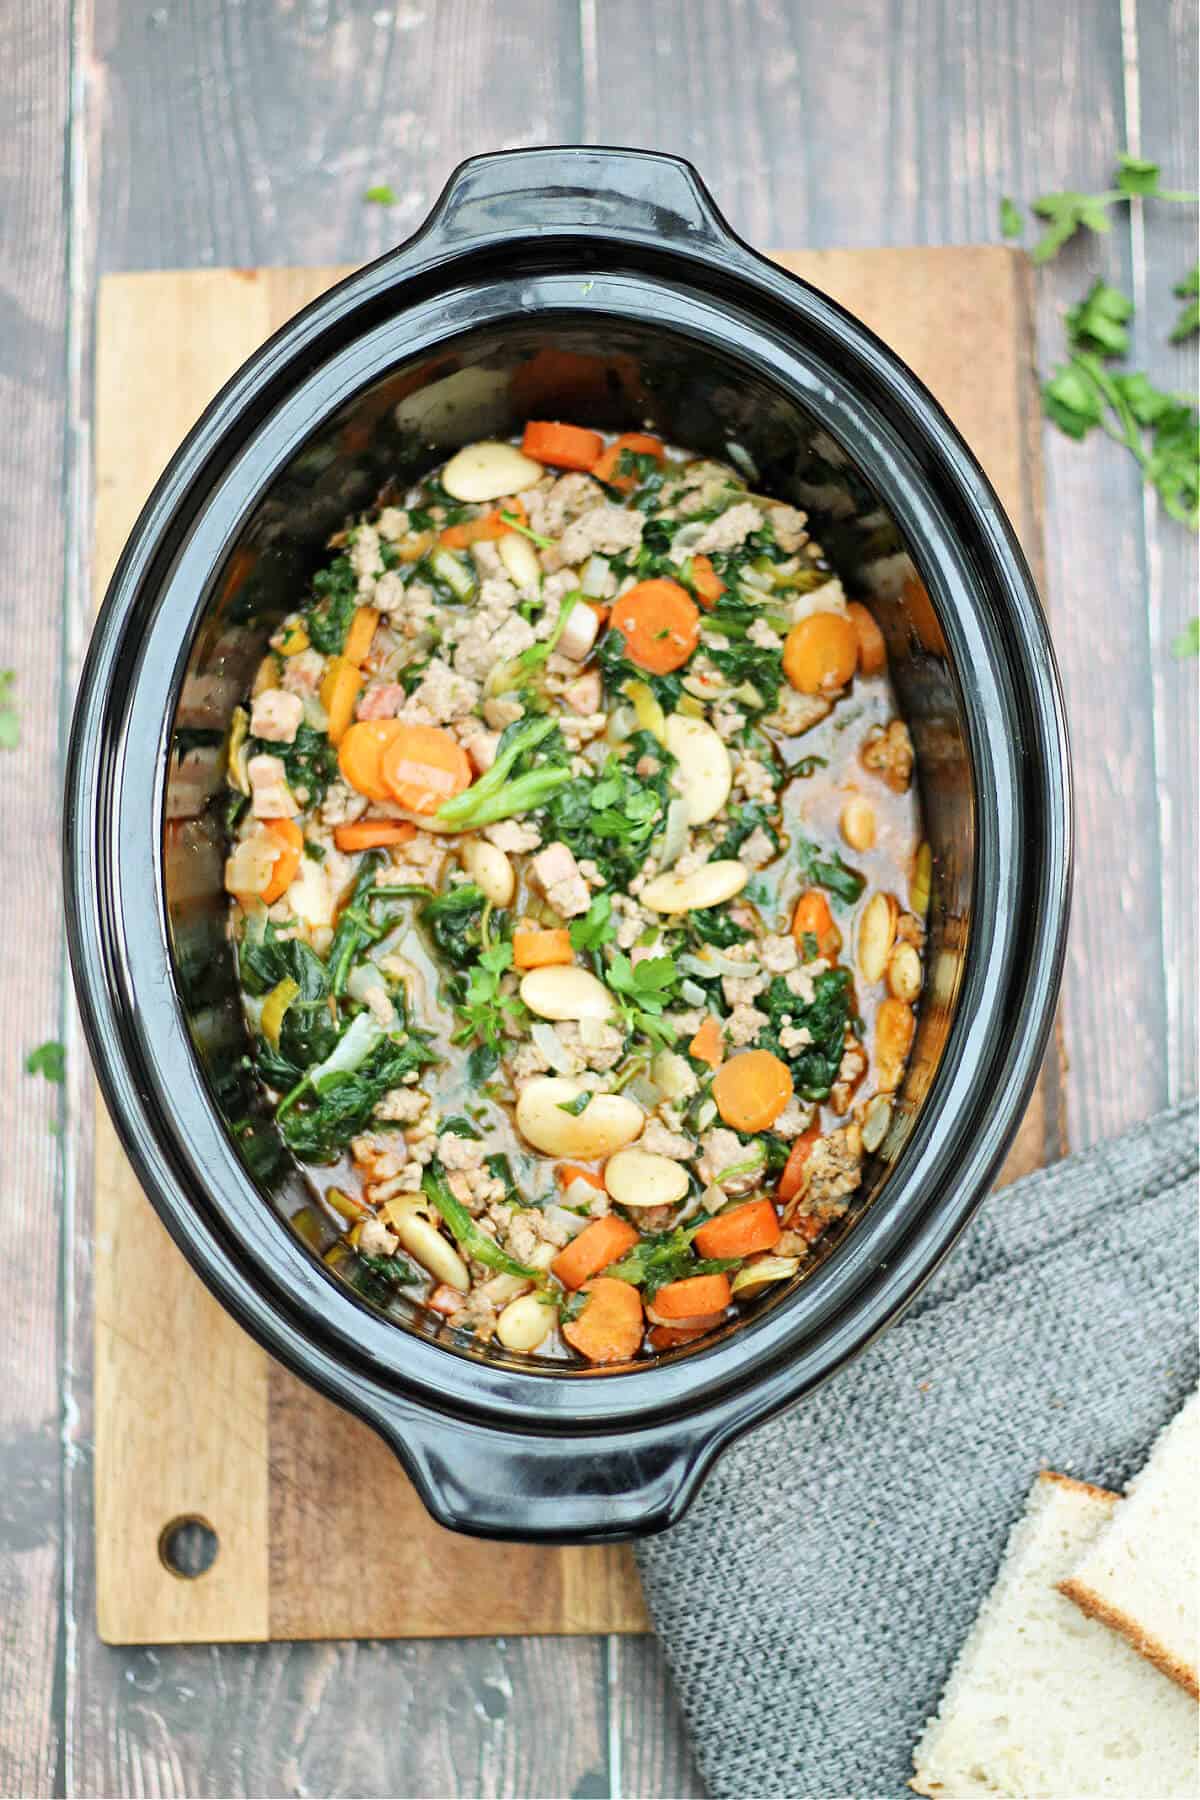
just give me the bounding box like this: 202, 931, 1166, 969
911, 1471, 1200, 1799
1061, 1390, 1199, 1699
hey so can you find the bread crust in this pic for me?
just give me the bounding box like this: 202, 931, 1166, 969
1058, 1574, 1200, 1700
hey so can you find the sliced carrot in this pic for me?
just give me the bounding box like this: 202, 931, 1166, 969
319, 655, 364, 747
591, 432, 665, 491
512, 927, 574, 970
791, 888, 841, 960
439, 498, 527, 551
260, 817, 303, 905
688, 1014, 724, 1068
610, 578, 700, 675
521, 420, 605, 471
551, 1216, 640, 1291
847, 601, 887, 675
647, 1317, 725, 1350
379, 724, 472, 815
332, 819, 418, 853
688, 554, 725, 609
344, 604, 380, 667
562, 1276, 645, 1363
557, 1163, 606, 1193
782, 611, 858, 696
338, 718, 405, 803
652, 1272, 732, 1321
777, 1121, 822, 1204
711, 1049, 794, 1133
426, 1283, 463, 1318
693, 1198, 782, 1260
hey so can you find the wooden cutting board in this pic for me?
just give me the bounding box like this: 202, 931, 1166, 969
93, 245, 1062, 1645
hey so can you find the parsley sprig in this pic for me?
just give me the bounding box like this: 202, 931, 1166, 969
1002, 155, 1198, 263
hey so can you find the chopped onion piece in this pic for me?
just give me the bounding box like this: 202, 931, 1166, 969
678, 949, 760, 980
543, 1202, 591, 1239
680, 978, 708, 1006
581, 554, 612, 597
656, 796, 689, 870
531, 1021, 575, 1074
725, 440, 759, 480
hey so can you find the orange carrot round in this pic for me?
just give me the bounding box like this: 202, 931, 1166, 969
782, 611, 858, 696
338, 719, 405, 803
610, 578, 700, 674
693, 1198, 781, 1260
688, 1014, 724, 1068
688, 554, 725, 609
521, 420, 605, 470
652, 1272, 732, 1321
260, 818, 303, 904
791, 888, 841, 960
847, 601, 887, 675
591, 432, 665, 490
512, 927, 574, 969
562, 1276, 645, 1363
551, 1216, 640, 1291
332, 819, 418, 853
711, 1049, 794, 1132
777, 1122, 821, 1204
379, 725, 472, 815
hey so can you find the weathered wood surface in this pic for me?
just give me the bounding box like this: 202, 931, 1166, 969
0, 0, 1194, 1794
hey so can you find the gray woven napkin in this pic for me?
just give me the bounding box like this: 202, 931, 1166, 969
635, 1100, 1199, 1800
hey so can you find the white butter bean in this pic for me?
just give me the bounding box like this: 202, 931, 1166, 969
641, 859, 748, 914
840, 795, 876, 851
496, 1291, 555, 1352
886, 940, 923, 1003
390, 1211, 470, 1291
497, 532, 541, 590
520, 964, 615, 1022
515, 1078, 644, 1158
603, 1147, 690, 1210
857, 891, 898, 984
460, 837, 515, 906
664, 714, 732, 825
440, 441, 544, 503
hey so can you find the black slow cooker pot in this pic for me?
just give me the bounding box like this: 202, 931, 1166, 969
65, 147, 1070, 1542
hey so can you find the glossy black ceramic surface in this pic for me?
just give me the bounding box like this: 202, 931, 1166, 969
65, 147, 1070, 1541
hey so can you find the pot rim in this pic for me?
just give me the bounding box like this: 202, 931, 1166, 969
66, 148, 1071, 1450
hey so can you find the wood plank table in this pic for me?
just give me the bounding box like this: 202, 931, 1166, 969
1, 2, 1195, 1794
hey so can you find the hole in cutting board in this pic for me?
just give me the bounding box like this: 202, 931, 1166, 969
158, 1515, 219, 1579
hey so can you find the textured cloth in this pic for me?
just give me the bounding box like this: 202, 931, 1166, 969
635, 1101, 1199, 1800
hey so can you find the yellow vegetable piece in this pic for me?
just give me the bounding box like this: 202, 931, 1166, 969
278, 621, 310, 656
261, 976, 300, 1052
622, 677, 668, 745
227, 705, 251, 796
319, 654, 363, 747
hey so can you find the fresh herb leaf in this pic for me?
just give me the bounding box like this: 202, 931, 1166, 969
569, 893, 616, 953
1066, 279, 1135, 358
556, 1091, 592, 1116
26, 1040, 65, 1084
305, 552, 359, 654
1114, 153, 1164, 197
0, 671, 19, 749
1171, 264, 1200, 344
364, 184, 397, 205
356, 1251, 421, 1289
1171, 618, 1200, 658
796, 836, 866, 906
717, 802, 779, 861
999, 196, 1023, 239
544, 736, 673, 887
607, 953, 678, 1015
1029, 155, 1197, 263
